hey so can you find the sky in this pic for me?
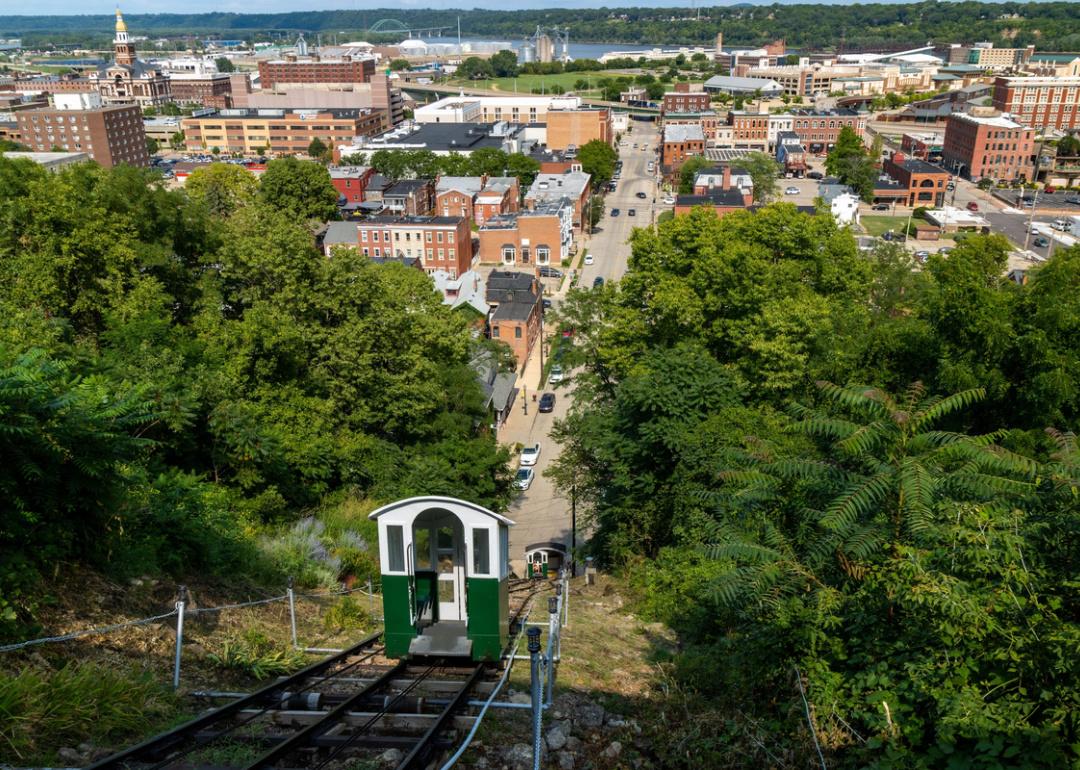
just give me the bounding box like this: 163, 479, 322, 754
0, 0, 953, 15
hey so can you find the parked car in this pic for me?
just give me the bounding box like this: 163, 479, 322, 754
883, 231, 906, 242
636, 191, 648, 199
584, 253, 594, 265
538, 392, 556, 413
663, 196, 675, 205
946, 182, 956, 191
593, 276, 605, 288
538, 266, 563, 278
1066, 196, 1080, 205
520, 442, 542, 467
1020, 198, 1035, 207
937, 247, 953, 256
627, 208, 636, 216
967, 201, 979, 212
872, 203, 891, 211
548, 364, 564, 385
542, 298, 552, 310
514, 467, 535, 490
1045, 185, 1057, 194
914, 250, 930, 261
784, 186, 800, 195
1052, 219, 1070, 231
610, 208, 620, 216
807, 171, 824, 180
1034, 236, 1051, 248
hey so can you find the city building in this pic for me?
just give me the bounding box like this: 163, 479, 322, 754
675, 164, 753, 217
702, 75, 784, 98
257, 54, 376, 89
340, 121, 535, 159
1, 150, 89, 171
88, 9, 171, 108
661, 123, 706, 179
729, 112, 794, 151
901, 133, 943, 162
232, 72, 401, 127
15, 93, 148, 168
383, 179, 435, 217
329, 165, 376, 206
484, 271, 543, 368
776, 131, 808, 175
356, 215, 473, 278
942, 110, 1036, 182
524, 170, 591, 232
991, 76, 1080, 131
168, 65, 233, 109
435, 176, 519, 225
948, 42, 1036, 70
881, 151, 949, 207
661, 89, 711, 118
478, 200, 573, 267
181, 108, 384, 157
143, 116, 184, 145
545, 108, 613, 151
415, 94, 585, 125
789, 109, 866, 153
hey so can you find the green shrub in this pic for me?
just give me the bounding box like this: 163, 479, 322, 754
0, 663, 180, 762
322, 596, 371, 632
208, 629, 308, 680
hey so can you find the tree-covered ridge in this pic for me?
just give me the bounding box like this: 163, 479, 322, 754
550, 205, 1080, 766
0, 157, 511, 635
4, 2, 1080, 51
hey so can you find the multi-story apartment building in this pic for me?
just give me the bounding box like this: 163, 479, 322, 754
415, 94, 583, 124
478, 200, 573, 267
882, 151, 949, 207
789, 109, 866, 152
991, 76, 1080, 131
661, 123, 706, 178
257, 55, 376, 88
169, 71, 233, 109
181, 108, 384, 157
942, 110, 1035, 182
435, 176, 519, 226
484, 271, 543, 368
356, 215, 473, 278
949, 42, 1036, 70
329, 165, 376, 205
661, 90, 711, 117
15, 93, 148, 168
728, 111, 795, 152
545, 108, 612, 151
524, 170, 591, 232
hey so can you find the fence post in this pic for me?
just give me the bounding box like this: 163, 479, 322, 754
367, 577, 374, 617
528, 626, 543, 770
287, 577, 298, 650
172, 585, 187, 691
546, 596, 559, 706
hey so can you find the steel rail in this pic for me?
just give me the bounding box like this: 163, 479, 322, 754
85, 630, 384, 770
396, 663, 488, 770
241, 660, 411, 770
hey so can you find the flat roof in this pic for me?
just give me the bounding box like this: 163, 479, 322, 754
950, 112, 1029, 129
664, 123, 705, 143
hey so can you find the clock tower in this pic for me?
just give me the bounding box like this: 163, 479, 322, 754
114, 8, 136, 67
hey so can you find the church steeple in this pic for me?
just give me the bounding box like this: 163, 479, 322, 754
114, 7, 137, 66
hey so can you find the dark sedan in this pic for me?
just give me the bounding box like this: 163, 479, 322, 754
538, 392, 556, 412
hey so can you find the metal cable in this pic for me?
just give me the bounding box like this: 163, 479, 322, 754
795, 666, 828, 770
0, 609, 178, 653
189, 595, 288, 614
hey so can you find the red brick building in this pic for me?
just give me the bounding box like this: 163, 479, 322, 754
661, 123, 705, 180
435, 175, 519, 226
477, 202, 572, 268
882, 152, 949, 207
790, 108, 866, 152
662, 90, 711, 117
329, 165, 375, 205
15, 103, 148, 168
257, 56, 376, 89
356, 215, 473, 278
169, 73, 233, 109
942, 111, 1036, 182
485, 271, 543, 369
991, 76, 1080, 131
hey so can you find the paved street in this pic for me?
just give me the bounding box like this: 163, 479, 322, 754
500, 121, 660, 574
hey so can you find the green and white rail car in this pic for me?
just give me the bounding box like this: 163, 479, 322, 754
370, 496, 513, 662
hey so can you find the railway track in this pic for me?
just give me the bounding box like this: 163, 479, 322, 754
89, 582, 547, 770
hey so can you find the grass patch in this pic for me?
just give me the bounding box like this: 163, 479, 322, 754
449, 71, 621, 97
207, 629, 310, 681
860, 215, 909, 237
0, 662, 182, 762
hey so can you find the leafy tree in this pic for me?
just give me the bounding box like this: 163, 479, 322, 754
678, 155, 711, 194
1055, 134, 1080, 156
737, 151, 780, 202
259, 156, 339, 221
457, 56, 494, 80
214, 56, 235, 73
644, 81, 666, 100
826, 125, 876, 201
186, 162, 258, 217
388, 58, 411, 71
146, 136, 160, 155
307, 136, 328, 161
169, 130, 185, 151
504, 152, 541, 190
489, 49, 519, 77
577, 139, 618, 189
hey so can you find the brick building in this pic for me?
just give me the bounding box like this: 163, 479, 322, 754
329, 165, 375, 205
384, 179, 435, 216
675, 165, 752, 217
881, 152, 949, 207
356, 215, 473, 278
524, 170, 591, 233
485, 271, 543, 369
477, 200, 573, 267
661, 123, 705, 179
181, 108, 384, 157
169, 72, 233, 109
942, 111, 1036, 182
15, 97, 148, 168
546, 108, 612, 152
789, 109, 866, 152
991, 76, 1080, 131
662, 90, 711, 117
435, 176, 519, 225
257, 56, 376, 88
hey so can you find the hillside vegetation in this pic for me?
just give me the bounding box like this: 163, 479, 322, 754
0, 156, 512, 641
551, 206, 1080, 768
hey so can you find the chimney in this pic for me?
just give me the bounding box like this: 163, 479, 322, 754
715, 31, 724, 61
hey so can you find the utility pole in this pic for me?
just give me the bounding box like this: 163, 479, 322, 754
1022, 185, 1040, 250
570, 484, 577, 577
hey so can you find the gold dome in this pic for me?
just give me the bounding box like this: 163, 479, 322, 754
115, 8, 127, 34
